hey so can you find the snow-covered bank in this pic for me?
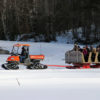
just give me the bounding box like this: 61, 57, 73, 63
17, 31, 74, 44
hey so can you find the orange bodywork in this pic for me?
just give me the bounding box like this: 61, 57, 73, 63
7, 56, 20, 62
7, 55, 45, 62
30, 55, 45, 60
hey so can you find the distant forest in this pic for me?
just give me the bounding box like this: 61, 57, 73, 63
0, 0, 100, 44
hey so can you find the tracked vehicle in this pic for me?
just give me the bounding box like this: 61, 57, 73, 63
2, 43, 47, 70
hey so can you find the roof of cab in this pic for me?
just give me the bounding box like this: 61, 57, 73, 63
13, 43, 30, 47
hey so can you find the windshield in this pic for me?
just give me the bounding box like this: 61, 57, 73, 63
11, 46, 19, 55
11, 46, 29, 56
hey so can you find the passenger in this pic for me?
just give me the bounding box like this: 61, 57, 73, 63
86, 45, 90, 53
82, 47, 88, 62
78, 46, 83, 52
90, 45, 93, 52
97, 46, 100, 62
98, 45, 100, 48
91, 48, 96, 62
73, 44, 79, 51
85, 45, 90, 61
96, 46, 99, 52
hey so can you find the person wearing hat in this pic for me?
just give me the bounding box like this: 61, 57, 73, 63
20, 46, 27, 63
73, 44, 79, 51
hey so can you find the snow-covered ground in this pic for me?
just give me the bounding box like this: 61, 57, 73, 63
0, 41, 100, 100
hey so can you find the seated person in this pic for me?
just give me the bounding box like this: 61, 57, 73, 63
82, 47, 88, 62
98, 53, 100, 62
20, 46, 27, 63
91, 48, 96, 62
96, 47, 100, 62
73, 44, 79, 51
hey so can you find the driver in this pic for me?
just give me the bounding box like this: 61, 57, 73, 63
20, 46, 27, 63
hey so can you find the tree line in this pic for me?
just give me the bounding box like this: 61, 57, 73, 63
0, 0, 100, 44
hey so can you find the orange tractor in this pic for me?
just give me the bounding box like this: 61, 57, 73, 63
2, 43, 48, 70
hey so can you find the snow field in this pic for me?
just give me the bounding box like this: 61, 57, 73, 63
0, 41, 99, 100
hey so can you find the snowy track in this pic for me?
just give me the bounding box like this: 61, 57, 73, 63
0, 70, 100, 100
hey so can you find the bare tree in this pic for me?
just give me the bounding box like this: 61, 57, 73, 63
2, 0, 8, 39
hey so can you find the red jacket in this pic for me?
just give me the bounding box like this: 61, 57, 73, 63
83, 49, 88, 56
